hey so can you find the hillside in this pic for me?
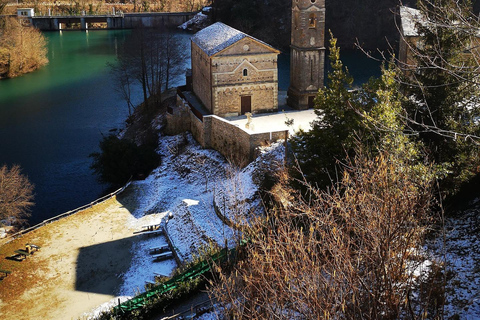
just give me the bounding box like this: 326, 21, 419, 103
0, 128, 283, 319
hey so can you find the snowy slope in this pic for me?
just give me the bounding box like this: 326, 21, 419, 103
426, 205, 480, 318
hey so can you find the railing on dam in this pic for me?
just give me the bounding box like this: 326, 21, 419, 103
30, 11, 199, 31
33, 13, 124, 18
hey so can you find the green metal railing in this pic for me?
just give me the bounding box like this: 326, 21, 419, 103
114, 247, 235, 313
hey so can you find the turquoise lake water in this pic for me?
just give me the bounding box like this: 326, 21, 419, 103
0, 29, 380, 225
0, 30, 142, 224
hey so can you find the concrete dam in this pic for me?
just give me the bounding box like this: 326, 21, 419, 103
29, 12, 197, 31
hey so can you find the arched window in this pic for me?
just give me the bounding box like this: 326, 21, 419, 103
243, 68, 248, 77
309, 13, 316, 28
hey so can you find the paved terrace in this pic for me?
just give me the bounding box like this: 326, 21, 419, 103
226, 91, 316, 136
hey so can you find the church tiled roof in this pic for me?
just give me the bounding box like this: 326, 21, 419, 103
191, 22, 276, 56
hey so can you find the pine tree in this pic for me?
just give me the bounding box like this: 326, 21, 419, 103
291, 33, 366, 187
404, 0, 480, 195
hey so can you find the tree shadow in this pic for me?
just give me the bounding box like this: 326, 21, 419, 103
75, 235, 136, 295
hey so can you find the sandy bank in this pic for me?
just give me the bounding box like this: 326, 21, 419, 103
0, 196, 138, 320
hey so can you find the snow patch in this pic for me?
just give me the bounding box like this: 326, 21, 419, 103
88, 132, 284, 313
178, 11, 209, 31
81, 296, 132, 319
426, 206, 480, 318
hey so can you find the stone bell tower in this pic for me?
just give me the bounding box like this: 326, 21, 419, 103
287, 0, 325, 110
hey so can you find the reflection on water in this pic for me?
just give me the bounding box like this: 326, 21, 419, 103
0, 29, 380, 225
0, 30, 190, 225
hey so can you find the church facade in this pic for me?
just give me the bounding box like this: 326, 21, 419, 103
191, 22, 280, 118
287, 0, 326, 110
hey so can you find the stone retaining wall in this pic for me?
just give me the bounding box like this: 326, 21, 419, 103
166, 94, 288, 167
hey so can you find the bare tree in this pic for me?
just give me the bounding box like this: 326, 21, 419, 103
108, 58, 135, 116
211, 146, 439, 319
0, 165, 34, 227
185, 0, 196, 12
0, 17, 48, 79
0, 0, 6, 15
111, 28, 186, 112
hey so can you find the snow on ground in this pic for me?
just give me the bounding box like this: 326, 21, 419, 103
426, 204, 480, 318
113, 133, 235, 296
215, 142, 285, 225
114, 132, 284, 300
227, 109, 316, 136
226, 92, 316, 136
178, 9, 210, 31
78, 129, 285, 317
81, 296, 132, 320
155, 133, 237, 261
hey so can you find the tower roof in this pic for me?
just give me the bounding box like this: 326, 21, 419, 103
191, 22, 277, 56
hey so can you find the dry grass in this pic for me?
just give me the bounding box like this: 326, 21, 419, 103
211, 149, 438, 319
0, 196, 138, 320
3, 0, 210, 15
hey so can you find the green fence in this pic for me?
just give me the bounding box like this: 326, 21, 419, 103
114, 247, 235, 313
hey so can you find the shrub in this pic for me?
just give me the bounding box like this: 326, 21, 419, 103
0, 164, 34, 227
211, 147, 438, 319
0, 17, 48, 79
90, 135, 160, 187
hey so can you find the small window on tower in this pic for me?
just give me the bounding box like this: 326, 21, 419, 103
309, 13, 316, 28
243, 69, 248, 77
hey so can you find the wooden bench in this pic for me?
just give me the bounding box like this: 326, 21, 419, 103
0, 269, 11, 279
14, 249, 31, 258
133, 224, 162, 235
7, 250, 30, 261
142, 224, 161, 231
152, 251, 173, 262
25, 244, 40, 254
27, 243, 41, 250
149, 245, 169, 254
142, 229, 164, 236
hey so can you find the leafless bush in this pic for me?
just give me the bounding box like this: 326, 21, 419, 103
210, 147, 439, 319
0, 17, 48, 79
0, 164, 35, 228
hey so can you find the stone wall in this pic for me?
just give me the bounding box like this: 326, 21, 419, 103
206, 115, 287, 166
190, 111, 207, 147
191, 42, 213, 113
167, 94, 287, 167
214, 84, 277, 117
208, 116, 252, 166
165, 96, 191, 135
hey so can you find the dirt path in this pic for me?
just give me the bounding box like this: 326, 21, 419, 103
0, 196, 138, 320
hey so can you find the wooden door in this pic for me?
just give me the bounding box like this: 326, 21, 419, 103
308, 96, 315, 108
241, 96, 252, 115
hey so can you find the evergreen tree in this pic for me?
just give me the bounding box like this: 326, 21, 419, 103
404, 0, 480, 195
291, 35, 427, 189
291, 34, 366, 187
90, 135, 160, 187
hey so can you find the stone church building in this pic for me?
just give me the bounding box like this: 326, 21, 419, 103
190, 22, 280, 117
167, 1, 326, 165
